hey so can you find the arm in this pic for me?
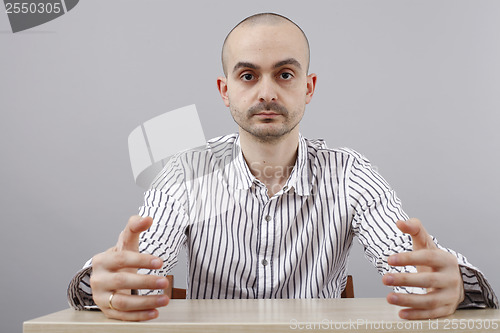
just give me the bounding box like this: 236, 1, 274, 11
347, 151, 498, 319
67, 155, 191, 319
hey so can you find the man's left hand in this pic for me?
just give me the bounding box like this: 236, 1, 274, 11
382, 218, 465, 320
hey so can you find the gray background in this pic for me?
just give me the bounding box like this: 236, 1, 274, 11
1, 1, 499, 332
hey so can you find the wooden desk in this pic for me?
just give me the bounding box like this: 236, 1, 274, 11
24, 298, 500, 333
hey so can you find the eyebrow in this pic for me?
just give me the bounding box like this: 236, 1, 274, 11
232, 62, 259, 73
273, 58, 302, 70
232, 58, 302, 74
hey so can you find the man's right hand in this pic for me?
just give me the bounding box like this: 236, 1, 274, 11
90, 215, 170, 321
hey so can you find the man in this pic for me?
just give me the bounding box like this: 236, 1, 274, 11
68, 13, 498, 321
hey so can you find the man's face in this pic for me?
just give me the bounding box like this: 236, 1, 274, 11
218, 22, 316, 142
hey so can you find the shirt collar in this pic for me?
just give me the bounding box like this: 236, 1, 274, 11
227, 134, 311, 196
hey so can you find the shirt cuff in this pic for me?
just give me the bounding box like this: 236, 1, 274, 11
458, 265, 499, 309
67, 265, 96, 310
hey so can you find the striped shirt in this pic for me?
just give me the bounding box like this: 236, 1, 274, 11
68, 133, 498, 309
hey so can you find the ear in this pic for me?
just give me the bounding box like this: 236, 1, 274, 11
217, 76, 230, 107
305, 73, 317, 104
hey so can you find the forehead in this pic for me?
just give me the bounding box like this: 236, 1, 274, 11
224, 22, 309, 72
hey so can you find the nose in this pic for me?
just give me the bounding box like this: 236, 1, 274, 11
257, 76, 277, 102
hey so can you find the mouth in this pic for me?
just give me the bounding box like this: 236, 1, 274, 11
255, 111, 280, 117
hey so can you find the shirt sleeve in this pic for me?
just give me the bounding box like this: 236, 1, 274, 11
66, 154, 191, 309
346, 150, 498, 309
135, 153, 191, 295
135, 187, 190, 296
67, 259, 96, 310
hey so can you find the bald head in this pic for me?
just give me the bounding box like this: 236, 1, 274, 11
221, 13, 310, 76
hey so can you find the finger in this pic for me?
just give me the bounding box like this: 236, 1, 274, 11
396, 219, 436, 251
95, 272, 169, 291
399, 306, 454, 320
383, 272, 449, 289
117, 216, 153, 251
388, 249, 452, 269
107, 293, 169, 312
93, 250, 163, 271
386, 291, 444, 310
103, 308, 160, 321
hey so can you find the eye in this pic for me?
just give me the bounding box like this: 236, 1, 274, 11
241, 73, 255, 81
280, 72, 293, 80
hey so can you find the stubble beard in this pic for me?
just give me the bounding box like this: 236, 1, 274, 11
230, 102, 303, 143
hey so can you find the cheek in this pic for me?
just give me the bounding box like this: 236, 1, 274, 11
285, 87, 308, 105
286, 80, 307, 95
229, 92, 250, 107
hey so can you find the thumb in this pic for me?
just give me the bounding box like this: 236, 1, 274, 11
396, 218, 436, 251
116, 215, 153, 251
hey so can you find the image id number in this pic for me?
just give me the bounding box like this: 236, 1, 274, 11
443, 318, 499, 330
5, 2, 62, 14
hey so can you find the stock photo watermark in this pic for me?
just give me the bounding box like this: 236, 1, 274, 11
289, 318, 499, 331
3, 0, 79, 32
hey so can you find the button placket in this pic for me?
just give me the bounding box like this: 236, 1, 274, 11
257, 203, 274, 297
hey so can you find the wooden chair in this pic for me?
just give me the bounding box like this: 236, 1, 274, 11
165, 275, 354, 299
165, 275, 187, 299
341, 275, 354, 298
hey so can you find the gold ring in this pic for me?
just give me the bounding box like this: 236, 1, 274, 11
108, 291, 116, 310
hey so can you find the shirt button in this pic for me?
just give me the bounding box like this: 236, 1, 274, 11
283, 186, 288, 191
261, 259, 268, 266
265, 215, 272, 222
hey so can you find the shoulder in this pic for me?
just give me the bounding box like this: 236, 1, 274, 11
307, 139, 393, 195
167, 133, 238, 163
302, 136, 373, 168
150, 133, 238, 189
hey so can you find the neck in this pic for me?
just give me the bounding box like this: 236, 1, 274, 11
239, 128, 299, 196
